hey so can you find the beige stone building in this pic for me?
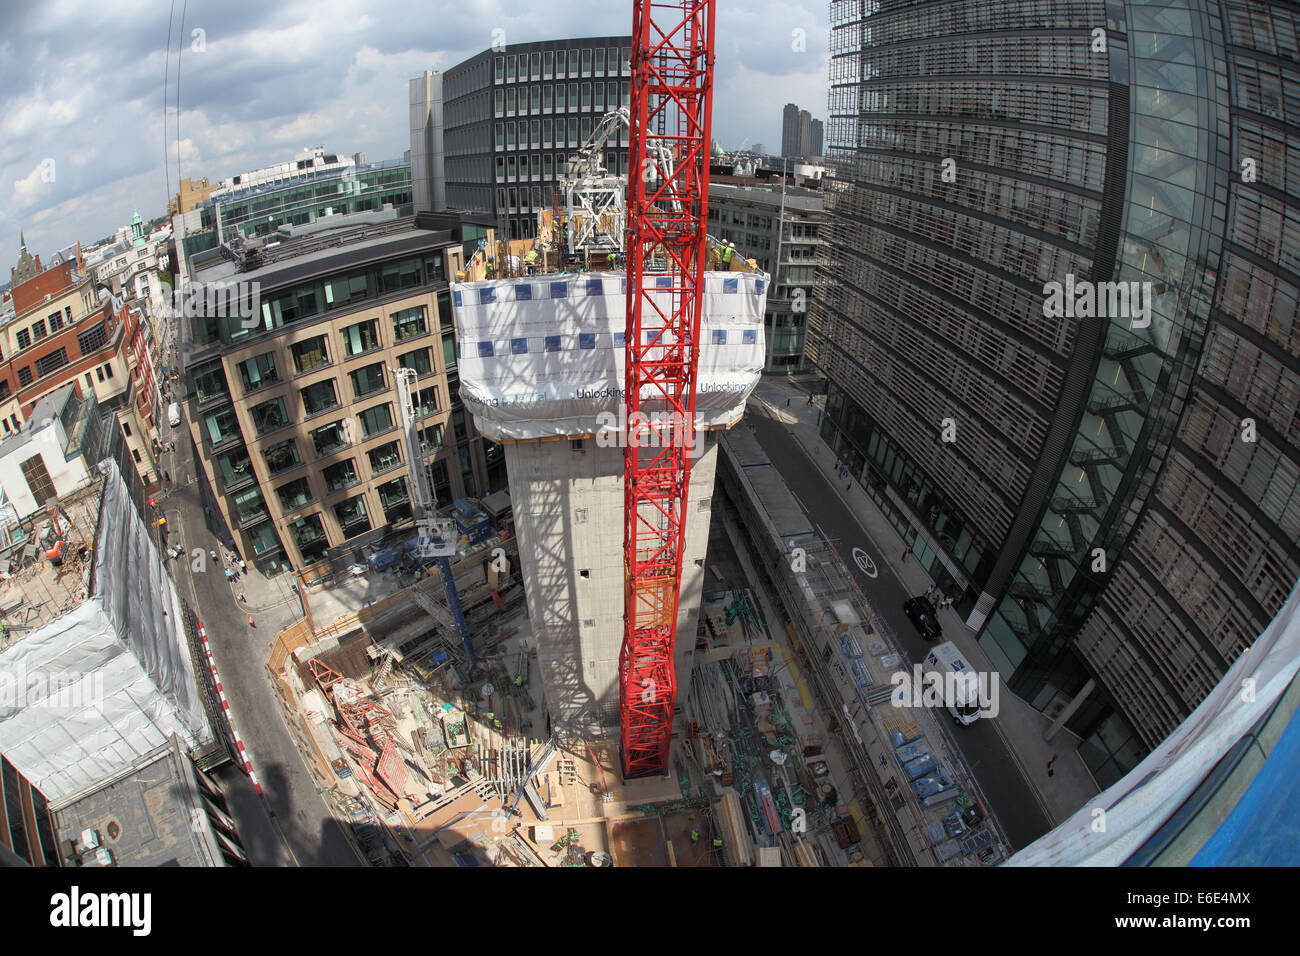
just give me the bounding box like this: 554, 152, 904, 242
181, 211, 503, 576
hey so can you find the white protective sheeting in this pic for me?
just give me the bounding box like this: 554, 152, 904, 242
1006, 573, 1300, 866
0, 600, 204, 805
0, 465, 212, 806
450, 271, 767, 440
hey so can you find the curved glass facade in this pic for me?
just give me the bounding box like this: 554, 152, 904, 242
811, 0, 1300, 786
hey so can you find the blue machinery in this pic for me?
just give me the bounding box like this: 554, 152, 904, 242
394, 366, 477, 669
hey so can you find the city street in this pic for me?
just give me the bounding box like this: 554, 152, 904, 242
158, 414, 362, 867
744, 392, 1056, 850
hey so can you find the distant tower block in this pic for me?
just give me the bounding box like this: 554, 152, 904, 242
452, 270, 767, 738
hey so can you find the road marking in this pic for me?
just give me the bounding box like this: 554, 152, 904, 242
198, 620, 262, 795
852, 547, 879, 578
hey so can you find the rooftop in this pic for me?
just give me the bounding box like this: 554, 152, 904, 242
190, 207, 457, 289
52, 736, 226, 866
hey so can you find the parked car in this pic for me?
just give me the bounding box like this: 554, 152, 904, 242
903, 597, 943, 641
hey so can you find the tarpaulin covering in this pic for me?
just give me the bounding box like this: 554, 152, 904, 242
450, 271, 767, 441
0, 465, 212, 806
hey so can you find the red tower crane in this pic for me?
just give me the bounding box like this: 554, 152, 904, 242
619, 0, 716, 778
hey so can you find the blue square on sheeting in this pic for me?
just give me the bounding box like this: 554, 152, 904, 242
723, 277, 739, 294
712, 330, 727, 345
453, 290, 462, 307
545, 335, 561, 352
480, 288, 496, 304
743, 330, 757, 345
586, 279, 603, 296
511, 338, 528, 354
477, 341, 494, 357
579, 333, 596, 350
550, 281, 568, 298
516, 285, 532, 301
613, 332, 626, 347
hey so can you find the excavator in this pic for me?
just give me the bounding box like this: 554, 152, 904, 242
39, 501, 72, 566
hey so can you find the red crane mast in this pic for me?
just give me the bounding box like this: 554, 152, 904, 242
619, 0, 717, 778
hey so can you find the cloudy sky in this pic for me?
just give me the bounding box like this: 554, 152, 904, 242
0, 0, 829, 276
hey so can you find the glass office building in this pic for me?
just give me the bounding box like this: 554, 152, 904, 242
809, 0, 1300, 785
425, 37, 633, 240
214, 161, 413, 241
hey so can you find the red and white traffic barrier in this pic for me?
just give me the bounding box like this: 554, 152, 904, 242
198, 620, 263, 796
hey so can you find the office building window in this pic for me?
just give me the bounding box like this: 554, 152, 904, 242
392, 306, 428, 342
34, 348, 69, 378
334, 494, 371, 537
16, 329, 30, 350
291, 335, 330, 373
263, 439, 301, 475
398, 348, 433, 377
203, 408, 242, 446
237, 352, 279, 392
359, 403, 394, 437
276, 477, 313, 512
31, 319, 47, 341
368, 441, 402, 474
340, 319, 380, 357
48, 311, 64, 332
323, 458, 359, 494
250, 397, 289, 436
349, 363, 386, 400
300, 379, 339, 416
18, 366, 33, 387
312, 420, 350, 456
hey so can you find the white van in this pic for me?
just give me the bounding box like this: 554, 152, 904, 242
924, 641, 984, 726
167, 402, 181, 427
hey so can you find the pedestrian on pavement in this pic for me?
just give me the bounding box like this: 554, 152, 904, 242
846, 480, 851, 490
926, 584, 934, 597
247, 614, 256, 628
807, 394, 813, 405
239, 559, 246, 573
224, 568, 232, 581
209, 549, 217, 563
238, 593, 246, 603
204, 506, 210, 517
164, 470, 171, 484
902, 549, 909, 562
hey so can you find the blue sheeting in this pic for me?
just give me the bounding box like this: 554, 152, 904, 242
1191, 701, 1300, 866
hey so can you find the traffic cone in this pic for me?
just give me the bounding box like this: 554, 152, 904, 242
246, 614, 255, 628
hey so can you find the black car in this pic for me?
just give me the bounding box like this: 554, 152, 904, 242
903, 597, 942, 641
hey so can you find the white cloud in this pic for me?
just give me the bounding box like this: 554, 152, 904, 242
0, 0, 828, 274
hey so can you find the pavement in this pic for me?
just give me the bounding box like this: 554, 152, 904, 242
745, 374, 1101, 843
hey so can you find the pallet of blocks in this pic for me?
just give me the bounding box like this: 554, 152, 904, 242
716, 791, 753, 867
877, 708, 925, 747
